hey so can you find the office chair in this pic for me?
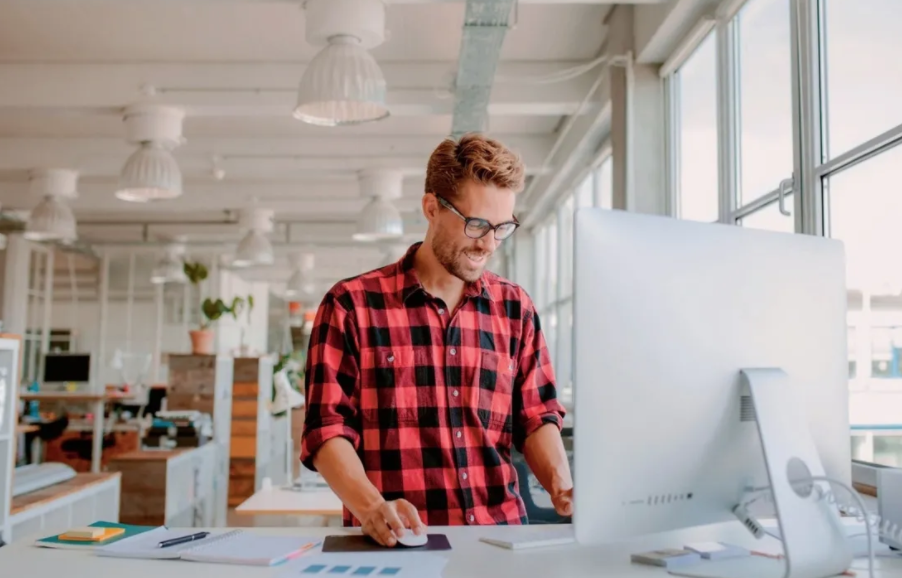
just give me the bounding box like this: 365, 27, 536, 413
514, 458, 572, 525
24, 414, 69, 464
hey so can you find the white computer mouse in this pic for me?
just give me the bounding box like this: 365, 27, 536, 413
395, 532, 428, 548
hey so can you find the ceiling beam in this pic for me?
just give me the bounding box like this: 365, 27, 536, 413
0, 62, 597, 118
0, 135, 553, 177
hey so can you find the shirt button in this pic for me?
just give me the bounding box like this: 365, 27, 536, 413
450, 348, 457, 356
469, 515, 475, 523
452, 390, 459, 397
438, 308, 445, 315
456, 431, 462, 439
387, 355, 394, 363
462, 472, 468, 480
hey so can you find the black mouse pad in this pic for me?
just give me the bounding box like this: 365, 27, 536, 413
322, 534, 452, 552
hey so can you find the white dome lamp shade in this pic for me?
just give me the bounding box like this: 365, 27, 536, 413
232, 208, 275, 268
295, 0, 389, 127
116, 142, 183, 203
353, 169, 404, 242
24, 169, 79, 243
353, 198, 404, 242
150, 243, 188, 285
285, 253, 316, 298
115, 105, 185, 203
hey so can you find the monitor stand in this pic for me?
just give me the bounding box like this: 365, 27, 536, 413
673, 368, 852, 578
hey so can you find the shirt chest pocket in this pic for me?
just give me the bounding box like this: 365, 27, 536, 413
469, 350, 515, 435
359, 348, 431, 426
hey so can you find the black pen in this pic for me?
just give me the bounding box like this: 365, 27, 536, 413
157, 532, 210, 548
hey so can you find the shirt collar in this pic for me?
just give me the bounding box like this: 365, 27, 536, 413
393, 242, 493, 305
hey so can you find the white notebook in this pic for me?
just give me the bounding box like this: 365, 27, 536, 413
96, 528, 319, 566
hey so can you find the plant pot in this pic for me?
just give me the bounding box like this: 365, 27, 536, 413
189, 329, 214, 355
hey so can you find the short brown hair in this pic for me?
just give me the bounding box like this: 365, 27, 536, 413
425, 133, 526, 200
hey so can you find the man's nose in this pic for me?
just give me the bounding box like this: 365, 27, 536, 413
475, 233, 497, 254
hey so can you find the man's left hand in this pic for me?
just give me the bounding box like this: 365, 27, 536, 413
551, 487, 573, 517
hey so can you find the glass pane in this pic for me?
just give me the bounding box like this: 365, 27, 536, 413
575, 174, 593, 210
827, 142, 902, 466
595, 156, 613, 209
559, 198, 574, 300
823, 0, 902, 158
547, 220, 558, 306
738, 196, 794, 232
535, 226, 547, 309
738, 0, 793, 203
678, 32, 719, 222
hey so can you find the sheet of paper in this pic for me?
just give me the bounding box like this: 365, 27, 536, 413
281, 552, 449, 578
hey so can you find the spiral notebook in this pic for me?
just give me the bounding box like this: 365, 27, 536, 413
95, 528, 319, 566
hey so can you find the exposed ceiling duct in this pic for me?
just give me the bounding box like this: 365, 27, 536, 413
450, 0, 517, 138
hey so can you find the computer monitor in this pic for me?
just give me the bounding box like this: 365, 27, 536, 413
572, 209, 851, 574
42, 353, 91, 384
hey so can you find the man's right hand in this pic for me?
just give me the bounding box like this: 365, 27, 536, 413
361, 499, 426, 547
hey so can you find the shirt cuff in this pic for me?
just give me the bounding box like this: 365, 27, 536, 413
300, 421, 360, 471
515, 411, 564, 453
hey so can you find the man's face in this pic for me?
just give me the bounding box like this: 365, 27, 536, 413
429, 179, 516, 282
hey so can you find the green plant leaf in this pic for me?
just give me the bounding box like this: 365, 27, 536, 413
201, 297, 228, 323
183, 261, 208, 285
230, 296, 245, 320
248, 294, 255, 311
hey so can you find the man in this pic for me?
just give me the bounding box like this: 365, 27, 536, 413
301, 133, 573, 547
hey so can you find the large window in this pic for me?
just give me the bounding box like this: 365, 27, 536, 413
816, 1, 902, 466
661, 0, 902, 470
822, 0, 902, 159
674, 32, 719, 222
737, 0, 793, 204
525, 155, 613, 408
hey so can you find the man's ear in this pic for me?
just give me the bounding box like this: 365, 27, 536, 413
422, 193, 439, 223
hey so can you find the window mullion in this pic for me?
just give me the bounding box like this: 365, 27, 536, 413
717, 17, 740, 224
794, 0, 826, 236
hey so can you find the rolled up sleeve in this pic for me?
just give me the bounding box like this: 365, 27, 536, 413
300, 289, 361, 471
513, 298, 566, 452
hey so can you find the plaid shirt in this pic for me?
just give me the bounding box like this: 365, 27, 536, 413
301, 243, 565, 527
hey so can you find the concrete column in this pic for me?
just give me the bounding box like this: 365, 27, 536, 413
608, 5, 668, 216
2, 235, 31, 338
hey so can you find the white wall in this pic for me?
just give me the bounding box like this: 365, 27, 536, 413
215, 270, 270, 357
51, 298, 189, 387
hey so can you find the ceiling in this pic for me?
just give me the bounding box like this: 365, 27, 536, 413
0, 0, 653, 292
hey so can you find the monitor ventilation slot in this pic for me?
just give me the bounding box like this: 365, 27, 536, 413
740, 395, 757, 423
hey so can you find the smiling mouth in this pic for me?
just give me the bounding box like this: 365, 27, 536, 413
464, 251, 488, 266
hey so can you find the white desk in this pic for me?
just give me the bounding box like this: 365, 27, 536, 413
235, 486, 344, 518
1, 523, 900, 577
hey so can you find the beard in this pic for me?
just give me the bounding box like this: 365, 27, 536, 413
432, 231, 491, 283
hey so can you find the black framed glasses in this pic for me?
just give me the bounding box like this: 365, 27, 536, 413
433, 194, 520, 241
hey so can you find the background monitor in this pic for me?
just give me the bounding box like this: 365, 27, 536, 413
42, 353, 91, 383
572, 209, 851, 545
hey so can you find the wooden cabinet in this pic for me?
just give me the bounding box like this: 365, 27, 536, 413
108, 445, 218, 527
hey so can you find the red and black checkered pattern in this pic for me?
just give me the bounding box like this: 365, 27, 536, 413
301, 243, 565, 527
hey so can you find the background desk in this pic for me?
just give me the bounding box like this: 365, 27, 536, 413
234, 486, 343, 527
19, 391, 133, 473
2, 523, 900, 577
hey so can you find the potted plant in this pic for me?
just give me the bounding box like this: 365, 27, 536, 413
184, 261, 214, 354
